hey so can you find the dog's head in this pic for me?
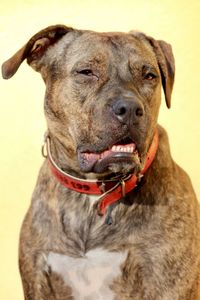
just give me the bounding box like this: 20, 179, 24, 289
2, 25, 175, 177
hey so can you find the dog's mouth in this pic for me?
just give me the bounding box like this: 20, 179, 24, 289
78, 137, 141, 173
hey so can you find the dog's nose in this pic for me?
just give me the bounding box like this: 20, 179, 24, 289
112, 98, 144, 124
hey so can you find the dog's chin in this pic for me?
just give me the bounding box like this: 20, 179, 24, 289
78, 149, 142, 176
93, 153, 141, 174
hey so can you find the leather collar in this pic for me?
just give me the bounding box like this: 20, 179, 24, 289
42, 130, 159, 216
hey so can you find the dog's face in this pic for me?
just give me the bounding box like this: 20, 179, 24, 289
2, 25, 175, 177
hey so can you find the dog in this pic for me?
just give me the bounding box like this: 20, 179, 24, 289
2, 25, 200, 300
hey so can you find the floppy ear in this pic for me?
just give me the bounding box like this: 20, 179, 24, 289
147, 37, 175, 108
1, 25, 73, 79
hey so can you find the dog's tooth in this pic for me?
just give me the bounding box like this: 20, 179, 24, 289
111, 144, 136, 153
111, 146, 115, 152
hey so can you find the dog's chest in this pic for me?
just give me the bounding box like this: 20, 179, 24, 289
47, 248, 127, 300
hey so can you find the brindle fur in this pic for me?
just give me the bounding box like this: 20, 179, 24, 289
2, 25, 200, 299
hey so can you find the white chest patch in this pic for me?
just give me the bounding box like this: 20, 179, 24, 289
47, 248, 127, 300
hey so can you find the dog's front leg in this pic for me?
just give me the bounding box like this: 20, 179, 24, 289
19, 251, 55, 300
19, 250, 74, 300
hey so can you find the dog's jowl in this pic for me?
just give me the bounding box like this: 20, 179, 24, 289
2, 25, 200, 299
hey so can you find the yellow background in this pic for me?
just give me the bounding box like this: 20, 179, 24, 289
0, 0, 200, 298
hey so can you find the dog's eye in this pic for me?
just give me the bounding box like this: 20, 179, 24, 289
142, 65, 158, 82
143, 73, 157, 81
77, 69, 94, 76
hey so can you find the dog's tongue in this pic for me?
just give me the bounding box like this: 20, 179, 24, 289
80, 142, 136, 172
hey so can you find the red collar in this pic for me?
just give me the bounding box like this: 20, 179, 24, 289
42, 130, 159, 216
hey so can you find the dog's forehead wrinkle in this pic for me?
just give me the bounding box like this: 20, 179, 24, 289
63, 32, 147, 72
66, 48, 110, 76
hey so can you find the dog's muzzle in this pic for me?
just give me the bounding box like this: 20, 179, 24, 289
78, 96, 145, 173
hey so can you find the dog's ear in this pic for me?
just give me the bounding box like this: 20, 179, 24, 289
147, 37, 175, 108
131, 31, 175, 108
2, 25, 73, 79
146, 37, 175, 109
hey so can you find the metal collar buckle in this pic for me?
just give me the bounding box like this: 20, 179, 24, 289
41, 132, 49, 158
99, 173, 132, 201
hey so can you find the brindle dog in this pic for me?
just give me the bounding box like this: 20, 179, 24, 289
2, 25, 200, 300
